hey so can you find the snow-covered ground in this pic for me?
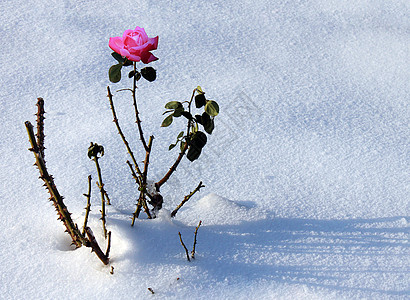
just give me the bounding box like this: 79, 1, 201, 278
1, 0, 409, 299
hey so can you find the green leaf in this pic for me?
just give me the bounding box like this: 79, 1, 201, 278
201, 112, 215, 134
190, 131, 207, 149
169, 143, 176, 151
205, 100, 219, 116
109, 64, 122, 83
181, 111, 193, 120
111, 52, 125, 63
195, 94, 206, 108
187, 146, 201, 162
201, 112, 210, 125
177, 131, 184, 139
128, 70, 136, 78
161, 115, 173, 127
204, 117, 215, 134
173, 107, 184, 117
195, 114, 203, 124
165, 101, 182, 109
141, 67, 156, 82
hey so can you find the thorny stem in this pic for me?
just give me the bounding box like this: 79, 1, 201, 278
191, 220, 202, 259
105, 231, 112, 258
132, 62, 149, 152
178, 232, 191, 262
26, 99, 110, 266
107, 86, 143, 179
94, 157, 108, 239
25, 121, 85, 248
127, 160, 142, 186
155, 89, 197, 188
143, 135, 154, 184
82, 175, 92, 236
85, 227, 110, 265
171, 181, 205, 217
131, 135, 154, 224
108, 83, 153, 222
35, 98, 46, 158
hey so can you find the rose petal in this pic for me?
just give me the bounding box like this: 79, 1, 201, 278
143, 36, 159, 52
140, 52, 158, 64
119, 48, 130, 58
108, 36, 124, 54
126, 53, 142, 62
129, 44, 146, 53
124, 35, 140, 48
134, 26, 148, 41
122, 29, 134, 39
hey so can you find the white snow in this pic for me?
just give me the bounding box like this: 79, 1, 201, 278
0, 0, 409, 299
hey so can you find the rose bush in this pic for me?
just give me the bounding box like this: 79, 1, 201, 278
109, 26, 159, 63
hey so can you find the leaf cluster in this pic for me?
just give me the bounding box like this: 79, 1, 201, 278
161, 87, 219, 161
108, 52, 157, 83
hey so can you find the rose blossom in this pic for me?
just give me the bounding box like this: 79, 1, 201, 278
109, 26, 159, 63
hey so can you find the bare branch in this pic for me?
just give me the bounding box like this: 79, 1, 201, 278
171, 181, 205, 217
85, 227, 110, 265
82, 175, 92, 236
107, 86, 143, 179
191, 220, 202, 259
178, 232, 191, 262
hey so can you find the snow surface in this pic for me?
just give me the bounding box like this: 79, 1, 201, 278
1, 0, 409, 299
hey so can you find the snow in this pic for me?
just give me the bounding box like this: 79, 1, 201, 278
0, 0, 409, 299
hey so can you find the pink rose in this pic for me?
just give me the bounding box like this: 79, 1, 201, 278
109, 26, 159, 64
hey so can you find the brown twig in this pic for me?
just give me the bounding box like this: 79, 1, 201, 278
105, 231, 112, 258
127, 160, 142, 186
35, 98, 46, 158
171, 181, 205, 217
156, 89, 196, 188
132, 62, 149, 152
94, 157, 108, 239
191, 220, 202, 259
26, 99, 111, 266
178, 232, 191, 262
25, 120, 85, 248
85, 227, 110, 265
143, 136, 154, 183
131, 135, 154, 224
82, 175, 92, 236
107, 86, 143, 179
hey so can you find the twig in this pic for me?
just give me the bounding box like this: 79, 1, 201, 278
132, 62, 149, 152
143, 136, 154, 183
25, 120, 86, 248
85, 227, 110, 265
156, 142, 188, 188
105, 231, 112, 258
171, 181, 205, 217
107, 86, 143, 179
178, 232, 191, 262
131, 135, 154, 224
94, 157, 108, 238
127, 160, 142, 186
191, 220, 202, 259
156, 89, 196, 188
82, 175, 92, 236
26, 99, 111, 265
35, 98, 46, 158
